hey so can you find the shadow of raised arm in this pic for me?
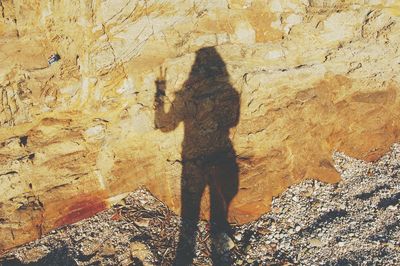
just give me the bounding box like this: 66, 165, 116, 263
154, 67, 184, 132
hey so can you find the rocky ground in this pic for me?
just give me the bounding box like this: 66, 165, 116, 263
1, 144, 400, 265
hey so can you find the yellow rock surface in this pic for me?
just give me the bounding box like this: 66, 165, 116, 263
1, 0, 400, 252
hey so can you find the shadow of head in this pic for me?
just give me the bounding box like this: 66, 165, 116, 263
186, 47, 230, 86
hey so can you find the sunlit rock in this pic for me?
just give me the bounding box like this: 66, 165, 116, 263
1, 0, 400, 252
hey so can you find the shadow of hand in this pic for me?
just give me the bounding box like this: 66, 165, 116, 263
155, 66, 167, 97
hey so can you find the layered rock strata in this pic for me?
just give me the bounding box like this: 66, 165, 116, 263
1, 0, 400, 251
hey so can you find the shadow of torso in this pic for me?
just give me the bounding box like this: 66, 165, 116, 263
178, 78, 239, 161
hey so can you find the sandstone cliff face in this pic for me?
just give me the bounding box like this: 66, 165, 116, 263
1, 0, 400, 252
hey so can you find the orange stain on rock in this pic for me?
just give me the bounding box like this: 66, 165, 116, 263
49, 191, 108, 228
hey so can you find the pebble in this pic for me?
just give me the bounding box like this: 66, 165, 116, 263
308, 238, 323, 247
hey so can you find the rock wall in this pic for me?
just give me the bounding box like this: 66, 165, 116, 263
1, 0, 400, 252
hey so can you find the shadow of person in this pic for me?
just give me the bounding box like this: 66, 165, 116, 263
154, 47, 240, 265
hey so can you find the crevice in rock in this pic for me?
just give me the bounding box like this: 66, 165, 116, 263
0, 0, 5, 18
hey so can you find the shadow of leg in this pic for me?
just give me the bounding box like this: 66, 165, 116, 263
209, 155, 238, 266
174, 218, 199, 266
210, 190, 230, 265
174, 161, 205, 266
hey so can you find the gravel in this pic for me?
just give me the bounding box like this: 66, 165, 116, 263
1, 144, 400, 265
